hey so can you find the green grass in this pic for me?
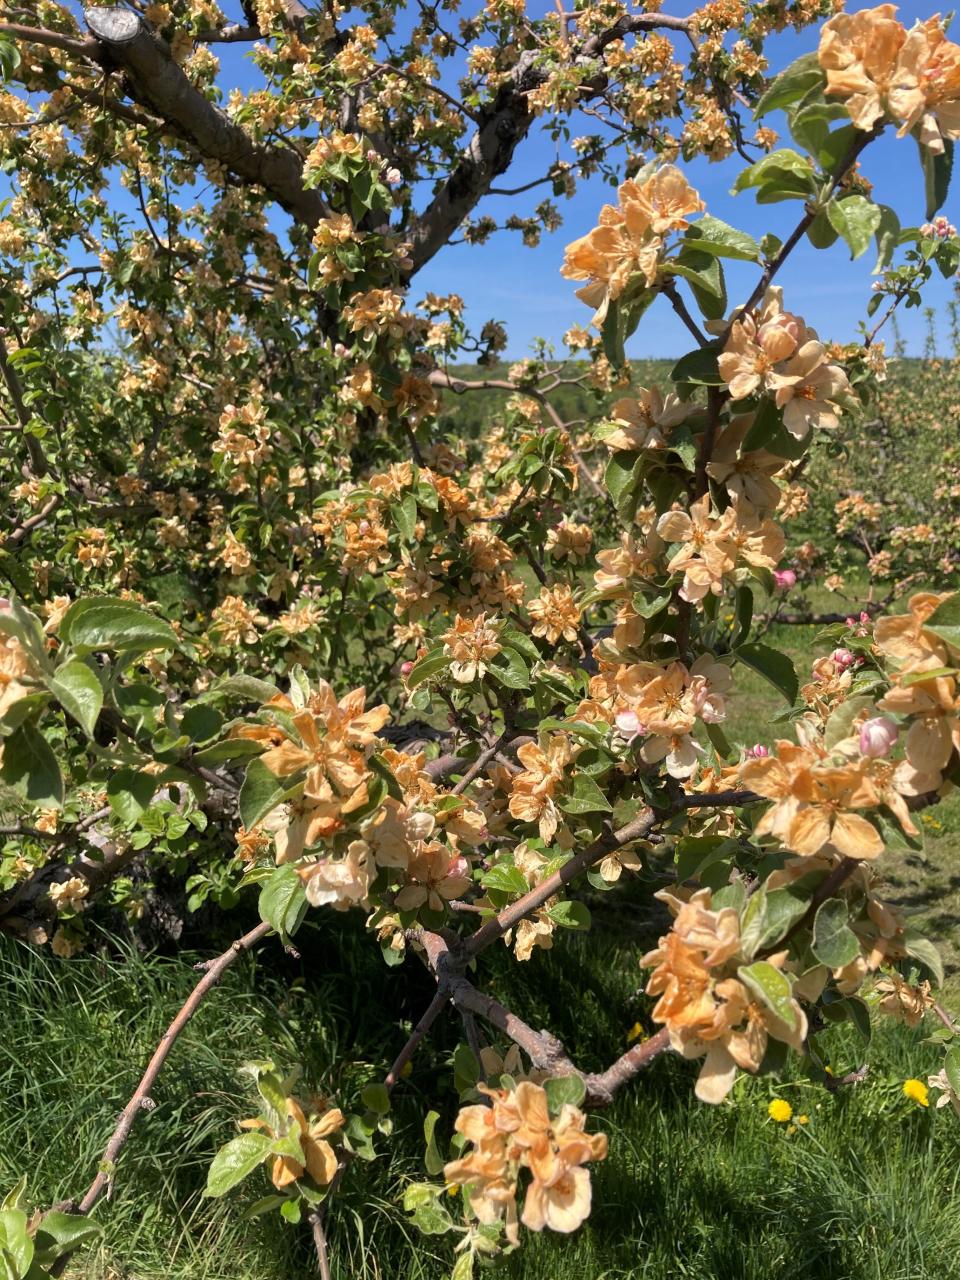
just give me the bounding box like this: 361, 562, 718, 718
3, 889, 960, 1280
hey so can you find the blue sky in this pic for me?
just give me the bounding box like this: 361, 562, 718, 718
405, 0, 958, 359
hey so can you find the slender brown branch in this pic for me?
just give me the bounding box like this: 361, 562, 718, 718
66, 921, 273, 1221
464, 808, 661, 957
309, 1210, 332, 1280
384, 986, 449, 1089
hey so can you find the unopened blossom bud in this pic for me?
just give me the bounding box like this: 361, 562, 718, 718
400, 660, 414, 675
366, 149, 379, 164
859, 716, 899, 758
773, 569, 797, 590
831, 647, 855, 669
746, 743, 770, 759
615, 710, 643, 739
385, 167, 402, 186
358, 520, 370, 534
859, 611, 870, 624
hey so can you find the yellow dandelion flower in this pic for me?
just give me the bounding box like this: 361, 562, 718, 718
903, 1078, 930, 1108
768, 1098, 793, 1123
797, 1114, 809, 1126
626, 1021, 645, 1044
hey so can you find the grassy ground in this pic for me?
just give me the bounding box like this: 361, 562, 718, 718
4, 584, 960, 1280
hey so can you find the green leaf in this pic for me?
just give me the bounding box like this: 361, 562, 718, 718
903, 930, 945, 987
0, 1210, 32, 1279
733, 150, 815, 196
558, 773, 612, 815
827, 196, 882, 260
737, 960, 798, 1031
601, 296, 624, 367
670, 345, 722, 386
812, 898, 859, 969
205, 1132, 274, 1197
945, 1045, 960, 1097
740, 887, 809, 960
259, 864, 308, 942
685, 215, 761, 261
239, 757, 290, 829
60, 598, 177, 654
920, 135, 953, 218
361, 1083, 391, 1115
925, 593, 960, 657
873, 204, 901, 273
33, 1212, 103, 1265
547, 899, 591, 930
47, 660, 103, 738
208, 675, 282, 705
544, 1073, 586, 1111
603, 451, 646, 523
405, 647, 448, 690
489, 645, 530, 690
106, 768, 157, 823
756, 51, 824, 118
0, 724, 63, 808
392, 492, 418, 542
480, 862, 528, 896
735, 643, 798, 704
451, 1251, 475, 1280
453, 1043, 481, 1093
423, 1112, 445, 1177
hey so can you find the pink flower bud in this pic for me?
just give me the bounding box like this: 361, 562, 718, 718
400, 661, 414, 675
358, 520, 370, 534
385, 167, 402, 186
831, 647, 855, 669
773, 569, 797, 591
615, 710, 643, 739
859, 611, 871, 624
746, 743, 770, 759
859, 716, 899, 758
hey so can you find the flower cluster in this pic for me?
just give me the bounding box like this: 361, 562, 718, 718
442, 1080, 607, 1239
819, 5, 960, 154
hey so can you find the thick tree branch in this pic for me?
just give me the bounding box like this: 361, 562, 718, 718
81, 8, 329, 227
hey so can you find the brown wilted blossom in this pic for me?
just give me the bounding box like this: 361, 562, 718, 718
657, 496, 783, 603
818, 3, 906, 130
508, 735, 579, 842
0, 631, 36, 718
873, 589, 953, 664
394, 843, 472, 912
249, 681, 389, 859
561, 166, 703, 323
546, 520, 592, 562
875, 972, 933, 1026
889, 16, 960, 153
593, 529, 665, 597
705, 416, 787, 511
443, 1080, 607, 1239
741, 743, 885, 859
616, 658, 731, 779
642, 887, 807, 1103
441, 611, 502, 683
528, 584, 582, 645
300, 838, 374, 908
601, 387, 689, 451
241, 1095, 344, 1189
878, 667, 960, 777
